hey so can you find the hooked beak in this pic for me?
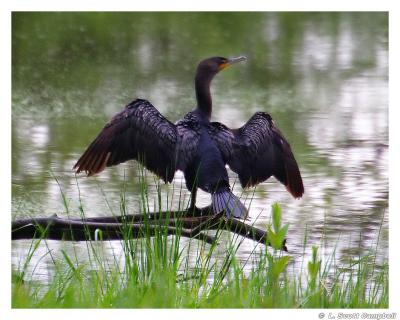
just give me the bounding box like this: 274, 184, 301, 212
227, 56, 247, 65
219, 56, 247, 70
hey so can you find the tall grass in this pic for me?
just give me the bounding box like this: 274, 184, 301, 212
12, 175, 388, 308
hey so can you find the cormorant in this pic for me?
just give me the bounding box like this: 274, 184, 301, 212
73, 56, 304, 218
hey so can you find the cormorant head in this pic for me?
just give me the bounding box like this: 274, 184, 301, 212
196, 56, 247, 78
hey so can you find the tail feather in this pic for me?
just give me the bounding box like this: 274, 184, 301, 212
212, 191, 248, 219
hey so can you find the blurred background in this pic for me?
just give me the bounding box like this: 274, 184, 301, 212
12, 12, 388, 281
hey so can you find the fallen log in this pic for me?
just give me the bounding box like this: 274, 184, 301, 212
11, 207, 287, 251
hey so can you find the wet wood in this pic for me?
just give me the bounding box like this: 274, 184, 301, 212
11, 206, 286, 251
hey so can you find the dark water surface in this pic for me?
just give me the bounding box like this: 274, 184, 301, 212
12, 12, 388, 282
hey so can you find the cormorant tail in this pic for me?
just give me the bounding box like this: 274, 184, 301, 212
212, 191, 248, 219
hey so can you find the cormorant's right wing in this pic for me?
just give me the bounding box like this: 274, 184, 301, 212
210, 112, 304, 198
73, 99, 178, 183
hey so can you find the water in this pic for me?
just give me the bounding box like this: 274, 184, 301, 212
12, 12, 388, 283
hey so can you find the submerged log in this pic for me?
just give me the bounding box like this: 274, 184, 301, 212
11, 206, 287, 251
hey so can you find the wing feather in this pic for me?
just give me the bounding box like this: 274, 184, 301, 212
73, 99, 178, 182
175, 112, 202, 171
210, 112, 304, 198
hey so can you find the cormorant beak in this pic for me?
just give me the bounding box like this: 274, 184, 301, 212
218, 56, 247, 71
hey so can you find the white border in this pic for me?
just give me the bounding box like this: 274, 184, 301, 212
2, 0, 395, 12
2, 1, 399, 319
388, 4, 400, 311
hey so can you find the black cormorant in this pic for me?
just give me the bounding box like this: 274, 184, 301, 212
73, 56, 304, 218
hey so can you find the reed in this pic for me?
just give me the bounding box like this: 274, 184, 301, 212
12, 175, 388, 308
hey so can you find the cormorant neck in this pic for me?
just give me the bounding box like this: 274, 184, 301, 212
195, 72, 214, 119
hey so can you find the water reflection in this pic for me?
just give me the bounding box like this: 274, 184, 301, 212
12, 12, 388, 284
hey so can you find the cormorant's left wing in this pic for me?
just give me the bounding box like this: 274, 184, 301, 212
74, 99, 178, 182
210, 112, 304, 198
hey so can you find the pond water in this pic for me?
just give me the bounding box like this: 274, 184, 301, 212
12, 12, 388, 283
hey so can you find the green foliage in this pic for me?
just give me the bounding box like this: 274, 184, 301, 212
11, 184, 388, 308
267, 202, 289, 250
308, 245, 321, 289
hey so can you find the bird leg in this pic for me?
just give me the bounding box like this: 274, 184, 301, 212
184, 187, 214, 217
188, 187, 198, 211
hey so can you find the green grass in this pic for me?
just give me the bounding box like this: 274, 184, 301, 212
12, 175, 388, 308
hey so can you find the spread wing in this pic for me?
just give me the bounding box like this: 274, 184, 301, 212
175, 112, 202, 172
73, 98, 178, 182
210, 112, 304, 198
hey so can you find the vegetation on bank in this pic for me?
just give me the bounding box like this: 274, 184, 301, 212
12, 195, 388, 308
